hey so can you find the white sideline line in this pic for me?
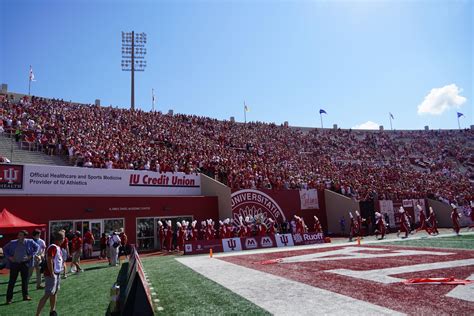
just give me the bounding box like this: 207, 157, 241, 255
176, 256, 405, 316
212, 231, 474, 258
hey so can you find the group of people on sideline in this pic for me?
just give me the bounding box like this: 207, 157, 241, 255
1, 228, 128, 315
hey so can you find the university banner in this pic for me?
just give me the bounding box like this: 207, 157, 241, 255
0, 164, 200, 196
299, 189, 319, 209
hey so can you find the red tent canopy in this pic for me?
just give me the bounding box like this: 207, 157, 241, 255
0, 208, 46, 234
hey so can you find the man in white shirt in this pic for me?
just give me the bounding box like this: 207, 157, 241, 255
108, 232, 121, 266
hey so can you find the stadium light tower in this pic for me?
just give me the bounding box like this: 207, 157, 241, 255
122, 31, 147, 110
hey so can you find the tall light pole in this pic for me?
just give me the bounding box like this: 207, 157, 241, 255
122, 31, 147, 110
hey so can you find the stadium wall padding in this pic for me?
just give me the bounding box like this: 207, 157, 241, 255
324, 189, 360, 235
200, 173, 232, 220
426, 199, 453, 228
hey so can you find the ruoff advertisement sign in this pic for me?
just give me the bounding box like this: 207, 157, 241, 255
0, 164, 200, 196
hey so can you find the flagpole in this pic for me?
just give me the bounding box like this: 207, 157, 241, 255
457, 115, 461, 130
389, 114, 393, 130
152, 88, 154, 112
28, 66, 31, 96
244, 101, 247, 124
320, 113, 323, 129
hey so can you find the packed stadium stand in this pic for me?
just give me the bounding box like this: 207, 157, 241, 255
1, 95, 473, 204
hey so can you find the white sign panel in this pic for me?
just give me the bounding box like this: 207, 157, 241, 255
299, 189, 319, 210
275, 234, 295, 247
0, 164, 201, 196
222, 238, 242, 252
379, 200, 396, 228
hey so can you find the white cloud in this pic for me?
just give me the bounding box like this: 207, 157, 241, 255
417, 84, 467, 115
352, 121, 380, 130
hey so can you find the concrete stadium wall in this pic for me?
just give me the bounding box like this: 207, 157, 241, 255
426, 199, 453, 228
200, 174, 232, 220
324, 189, 360, 235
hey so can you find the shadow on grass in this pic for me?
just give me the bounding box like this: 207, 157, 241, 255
85, 265, 112, 272
105, 262, 129, 316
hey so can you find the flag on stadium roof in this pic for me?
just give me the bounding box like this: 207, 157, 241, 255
319, 109, 327, 115
457, 112, 464, 118
390, 112, 394, 120
29, 66, 35, 82
244, 102, 249, 112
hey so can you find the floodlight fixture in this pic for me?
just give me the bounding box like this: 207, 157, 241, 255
121, 31, 147, 110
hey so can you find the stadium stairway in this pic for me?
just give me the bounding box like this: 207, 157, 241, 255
0, 134, 69, 166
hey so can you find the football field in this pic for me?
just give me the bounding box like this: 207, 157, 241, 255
1, 233, 473, 315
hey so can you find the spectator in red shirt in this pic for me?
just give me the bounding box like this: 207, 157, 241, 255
83, 229, 94, 259
99, 233, 107, 259
71, 231, 83, 273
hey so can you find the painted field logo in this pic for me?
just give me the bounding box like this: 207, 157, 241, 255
231, 189, 285, 229
0, 165, 23, 189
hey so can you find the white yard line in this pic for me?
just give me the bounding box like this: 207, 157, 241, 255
446, 273, 474, 302
211, 231, 474, 258
176, 256, 405, 316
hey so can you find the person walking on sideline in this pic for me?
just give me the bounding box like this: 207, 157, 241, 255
35, 231, 65, 316
108, 232, 121, 266
29, 229, 46, 289
71, 231, 84, 273
4, 230, 39, 304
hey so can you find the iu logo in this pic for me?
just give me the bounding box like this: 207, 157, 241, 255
0, 165, 23, 189
227, 239, 237, 251
3, 168, 19, 183
280, 235, 289, 246
185, 244, 192, 253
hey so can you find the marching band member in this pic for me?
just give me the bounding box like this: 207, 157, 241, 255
451, 203, 461, 235
415, 204, 428, 233
313, 216, 322, 234
427, 207, 439, 235
374, 212, 386, 240
157, 221, 165, 250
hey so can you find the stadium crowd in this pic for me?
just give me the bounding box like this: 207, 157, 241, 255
1, 96, 473, 204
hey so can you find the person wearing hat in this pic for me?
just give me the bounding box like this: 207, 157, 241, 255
415, 205, 428, 233
374, 212, 386, 240
108, 232, 121, 266
427, 207, 439, 235
451, 204, 461, 236
348, 212, 356, 242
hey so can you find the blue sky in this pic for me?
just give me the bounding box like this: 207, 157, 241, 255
0, 0, 472, 130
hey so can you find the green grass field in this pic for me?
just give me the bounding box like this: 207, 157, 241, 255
0, 255, 268, 316
381, 234, 474, 250
141, 255, 269, 315
0, 261, 120, 316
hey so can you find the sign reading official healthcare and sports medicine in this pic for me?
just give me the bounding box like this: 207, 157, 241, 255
0, 164, 201, 196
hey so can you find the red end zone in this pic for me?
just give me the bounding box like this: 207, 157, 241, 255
220, 245, 474, 315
